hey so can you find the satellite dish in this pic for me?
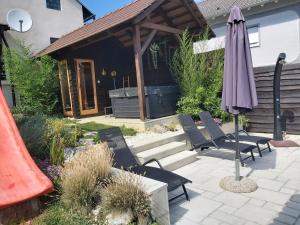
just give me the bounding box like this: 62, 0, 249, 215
6, 9, 32, 33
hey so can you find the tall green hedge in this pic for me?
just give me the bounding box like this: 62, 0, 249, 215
4, 43, 59, 115
171, 29, 228, 120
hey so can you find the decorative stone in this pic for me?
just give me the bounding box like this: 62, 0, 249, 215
220, 176, 258, 193
106, 209, 134, 225
151, 125, 168, 134
138, 215, 150, 225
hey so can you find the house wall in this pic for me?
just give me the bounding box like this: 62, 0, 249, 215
0, 0, 84, 54
195, 3, 300, 67
0, 0, 85, 107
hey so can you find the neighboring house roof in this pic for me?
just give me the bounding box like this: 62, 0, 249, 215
77, 0, 95, 22
40, 0, 208, 56
198, 0, 274, 20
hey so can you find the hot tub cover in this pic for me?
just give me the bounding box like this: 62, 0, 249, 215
0, 90, 53, 209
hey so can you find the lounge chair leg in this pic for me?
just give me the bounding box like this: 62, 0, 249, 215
251, 150, 255, 161
182, 185, 190, 201
256, 143, 262, 157
267, 142, 272, 152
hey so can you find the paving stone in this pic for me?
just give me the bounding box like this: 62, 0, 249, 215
195, 178, 224, 193
244, 222, 258, 225
291, 195, 300, 203
173, 218, 199, 225
285, 180, 300, 191
201, 217, 221, 225
234, 204, 277, 225
257, 178, 284, 191
201, 191, 218, 199
274, 212, 297, 225
264, 202, 300, 218
214, 192, 250, 208
243, 189, 290, 206
287, 201, 300, 211
210, 210, 246, 225
219, 205, 237, 214
171, 195, 222, 224
263, 202, 283, 212
269, 221, 290, 225
280, 188, 296, 195
249, 198, 266, 207
280, 167, 300, 182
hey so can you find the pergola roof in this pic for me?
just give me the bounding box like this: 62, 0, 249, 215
39, 0, 209, 56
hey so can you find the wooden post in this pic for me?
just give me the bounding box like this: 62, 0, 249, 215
133, 24, 146, 121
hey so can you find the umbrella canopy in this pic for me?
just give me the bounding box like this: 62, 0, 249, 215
221, 6, 258, 114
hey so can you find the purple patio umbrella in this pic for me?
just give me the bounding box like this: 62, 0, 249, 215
221, 6, 258, 181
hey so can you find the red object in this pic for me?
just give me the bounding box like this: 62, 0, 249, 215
0, 89, 53, 209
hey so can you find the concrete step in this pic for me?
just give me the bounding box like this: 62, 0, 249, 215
130, 130, 186, 154
137, 141, 186, 164
147, 150, 198, 171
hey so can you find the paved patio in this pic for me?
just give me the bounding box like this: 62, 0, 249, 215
169, 134, 300, 225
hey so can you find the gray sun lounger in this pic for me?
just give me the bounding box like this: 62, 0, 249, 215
199, 111, 272, 157
98, 127, 192, 202
179, 114, 256, 166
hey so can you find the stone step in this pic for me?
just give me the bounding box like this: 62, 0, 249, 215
130, 130, 186, 153
137, 141, 187, 164
147, 150, 198, 171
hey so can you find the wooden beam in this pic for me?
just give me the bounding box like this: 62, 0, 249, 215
133, 0, 166, 24
180, 0, 203, 27
157, 7, 181, 41
133, 24, 146, 121
141, 30, 157, 55
158, 7, 176, 27
141, 22, 184, 34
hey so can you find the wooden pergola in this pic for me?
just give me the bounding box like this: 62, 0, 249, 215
40, 0, 210, 120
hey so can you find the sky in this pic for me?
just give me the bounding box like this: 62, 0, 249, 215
81, 0, 203, 18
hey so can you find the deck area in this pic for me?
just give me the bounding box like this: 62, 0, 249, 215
78, 114, 179, 131
169, 134, 300, 225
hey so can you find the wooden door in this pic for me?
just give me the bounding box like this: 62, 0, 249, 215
76, 59, 98, 115
58, 60, 73, 117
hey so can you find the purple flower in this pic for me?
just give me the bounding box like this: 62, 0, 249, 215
35, 158, 62, 181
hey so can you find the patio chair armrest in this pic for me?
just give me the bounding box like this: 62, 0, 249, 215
239, 130, 250, 136
226, 133, 235, 139
143, 158, 164, 169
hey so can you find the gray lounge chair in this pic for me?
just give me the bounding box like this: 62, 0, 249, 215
98, 127, 191, 201
199, 111, 272, 157
179, 114, 256, 166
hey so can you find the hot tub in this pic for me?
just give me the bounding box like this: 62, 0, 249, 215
109, 85, 179, 119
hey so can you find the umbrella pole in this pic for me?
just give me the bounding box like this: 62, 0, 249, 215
234, 114, 241, 181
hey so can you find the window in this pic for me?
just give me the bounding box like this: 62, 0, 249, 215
50, 37, 58, 44
46, 0, 61, 10
247, 25, 260, 48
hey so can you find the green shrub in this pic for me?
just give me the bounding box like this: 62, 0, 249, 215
171, 29, 228, 120
102, 172, 151, 220
46, 118, 82, 165
31, 203, 92, 225
61, 144, 113, 211
19, 114, 48, 159
18, 115, 82, 163
3, 42, 59, 115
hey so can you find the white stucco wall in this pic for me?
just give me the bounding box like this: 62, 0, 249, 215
0, 0, 84, 54
195, 4, 300, 67
0, 0, 85, 107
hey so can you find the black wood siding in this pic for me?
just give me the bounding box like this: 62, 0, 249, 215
247, 63, 300, 134
53, 36, 177, 118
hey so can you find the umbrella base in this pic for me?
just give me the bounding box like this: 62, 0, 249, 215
220, 176, 257, 193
